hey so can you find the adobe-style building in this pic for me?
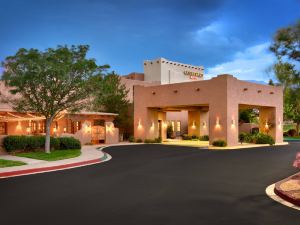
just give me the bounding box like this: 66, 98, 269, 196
120, 57, 283, 147
122, 57, 205, 136
0, 82, 119, 153
133, 74, 283, 146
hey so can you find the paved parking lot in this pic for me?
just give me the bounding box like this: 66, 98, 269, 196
0, 143, 299, 225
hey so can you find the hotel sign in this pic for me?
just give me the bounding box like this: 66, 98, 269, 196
184, 71, 203, 79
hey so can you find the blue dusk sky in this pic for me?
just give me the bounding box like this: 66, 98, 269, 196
0, 0, 299, 81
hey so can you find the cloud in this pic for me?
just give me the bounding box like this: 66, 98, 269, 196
193, 21, 242, 48
206, 42, 275, 81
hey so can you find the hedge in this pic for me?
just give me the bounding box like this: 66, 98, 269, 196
239, 132, 274, 145
3, 136, 81, 152
212, 140, 227, 147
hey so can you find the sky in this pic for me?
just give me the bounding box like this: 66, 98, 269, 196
0, 0, 299, 81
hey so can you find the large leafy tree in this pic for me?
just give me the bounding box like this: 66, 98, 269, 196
91, 72, 131, 138
1, 45, 106, 153
270, 20, 300, 133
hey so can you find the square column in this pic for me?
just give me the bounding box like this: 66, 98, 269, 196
259, 107, 283, 143
188, 111, 201, 137
209, 102, 239, 147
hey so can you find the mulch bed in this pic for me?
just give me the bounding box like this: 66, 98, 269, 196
274, 172, 300, 206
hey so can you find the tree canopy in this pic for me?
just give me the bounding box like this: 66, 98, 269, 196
90, 72, 131, 138
1, 45, 107, 152
270, 20, 300, 133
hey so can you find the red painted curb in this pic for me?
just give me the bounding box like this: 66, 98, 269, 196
0, 158, 101, 179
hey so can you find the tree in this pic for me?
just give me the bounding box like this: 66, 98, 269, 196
1, 45, 106, 153
239, 109, 258, 124
91, 72, 131, 138
270, 20, 300, 134
268, 79, 274, 86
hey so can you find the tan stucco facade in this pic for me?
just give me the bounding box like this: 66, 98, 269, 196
134, 74, 283, 146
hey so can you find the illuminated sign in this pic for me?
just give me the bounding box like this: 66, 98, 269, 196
183, 71, 203, 79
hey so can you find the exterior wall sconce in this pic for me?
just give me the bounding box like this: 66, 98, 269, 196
202, 121, 206, 128
106, 124, 114, 133
192, 121, 196, 129
63, 127, 67, 133
16, 121, 21, 130
196, 88, 200, 92
231, 118, 235, 128
278, 120, 282, 129
215, 117, 221, 129
26, 127, 31, 134
150, 121, 155, 131
152, 91, 156, 95
53, 127, 57, 133
163, 122, 168, 128
138, 119, 142, 130
264, 121, 269, 130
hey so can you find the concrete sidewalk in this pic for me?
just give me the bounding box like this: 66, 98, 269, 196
0, 155, 45, 164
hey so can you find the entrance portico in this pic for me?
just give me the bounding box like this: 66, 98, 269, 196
134, 74, 283, 146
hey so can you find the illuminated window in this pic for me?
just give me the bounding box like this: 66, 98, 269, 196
171, 121, 175, 131
0, 122, 7, 135
176, 121, 181, 132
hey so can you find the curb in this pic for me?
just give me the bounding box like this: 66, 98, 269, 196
0, 151, 111, 179
266, 183, 300, 211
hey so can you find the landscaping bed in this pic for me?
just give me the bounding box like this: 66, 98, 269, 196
15, 149, 81, 161
274, 172, 300, 207
0, 159, 26, 168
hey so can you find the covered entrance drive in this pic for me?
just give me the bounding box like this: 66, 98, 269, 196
134, 74, 283, 147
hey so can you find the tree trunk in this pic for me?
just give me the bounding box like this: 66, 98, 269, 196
45, 117, 53, 153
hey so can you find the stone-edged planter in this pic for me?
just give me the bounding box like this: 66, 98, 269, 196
274, 172, 300, 207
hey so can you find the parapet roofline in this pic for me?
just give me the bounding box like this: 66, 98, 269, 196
144, 57, 204, 70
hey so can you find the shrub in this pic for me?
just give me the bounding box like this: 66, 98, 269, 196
191, 135, 198, 139
283, 131, 289, 137
4, 136, 27, 152
144, 139, 155, 143
199, 135, 209, 141
154, 137, 162, 143
253, 133, 275, 145
239, 132, 247, 144
288, 129, 297, 137
3, 136, 81, 152
128, 136, 135, 142
58, 137, 81, 150
136, 138, 143, 143
182, 134, 192, 140
212, 140, 227, 147
144, 138, 162, 144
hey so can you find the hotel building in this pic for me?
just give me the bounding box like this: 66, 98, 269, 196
122, 57, 283, 147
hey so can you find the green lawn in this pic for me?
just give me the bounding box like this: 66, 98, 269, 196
284, 136, 300, 141
0, 159, 26, 168
16, 149, 81, 161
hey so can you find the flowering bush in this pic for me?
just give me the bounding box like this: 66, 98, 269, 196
293, 152, 300, 168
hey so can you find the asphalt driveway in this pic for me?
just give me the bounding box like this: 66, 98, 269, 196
0, 143, 299, 225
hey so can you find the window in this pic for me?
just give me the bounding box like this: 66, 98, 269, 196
0, 122, 7, 135
176, 121, 181, 132
171, 121, 175, 131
